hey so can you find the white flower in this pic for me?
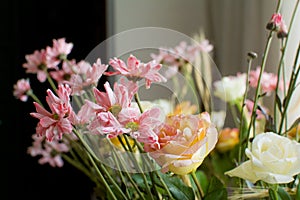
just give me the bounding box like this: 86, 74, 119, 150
213, 73, 246, 103
225, 132, 300, 184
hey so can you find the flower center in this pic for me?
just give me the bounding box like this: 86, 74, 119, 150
53, 113, 59, 120
63, 73, 71, 81
38, 63, 47, 70
125, 122, 139, 132
109, 105, 122, 116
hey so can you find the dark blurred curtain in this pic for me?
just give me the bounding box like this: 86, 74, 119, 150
1, 0, 107, 199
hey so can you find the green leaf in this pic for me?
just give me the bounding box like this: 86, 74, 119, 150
211, 153, 235, 185
203, 188, 227, 200
195, 170, 209, 195
158, 172, 195, 200
277, 187, 291, 200
132, 173, 152, 190
275, 94, 282, 114
204, 176, 228, 200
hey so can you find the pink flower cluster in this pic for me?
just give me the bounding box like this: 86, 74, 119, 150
23, 38, 73, 82
27, 134, 71, 167
151, 40, 213, 79
13, 78, 31, 102
14, 38, 170, 166
249, 66, 285, 95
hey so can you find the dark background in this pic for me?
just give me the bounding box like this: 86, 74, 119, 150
1, 0, 107, 199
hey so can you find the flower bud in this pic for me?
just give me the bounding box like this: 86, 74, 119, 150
266, 13, 283, 31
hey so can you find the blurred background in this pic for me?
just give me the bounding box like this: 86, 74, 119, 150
1, 0, 299, 199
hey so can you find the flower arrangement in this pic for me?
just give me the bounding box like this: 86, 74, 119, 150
13, 0, 300, 199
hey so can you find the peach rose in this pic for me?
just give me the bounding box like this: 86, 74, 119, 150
145, 112, 218, 175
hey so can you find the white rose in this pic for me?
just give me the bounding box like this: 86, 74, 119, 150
213, 73, 246, 103
225, 132, 300, 184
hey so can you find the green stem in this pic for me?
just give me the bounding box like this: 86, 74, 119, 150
229, 102, 240, 129
247, 31, 274, 139
134, 93, 144, 113
46, 71, 57, 92
27, 90, 43, 106
107, 143, 131, 199
135, 141, 174, 199
191, 171, 204, 199
72, 129, 128, 200
86, 152, 118, 200
238, 55, 254, 164
268, 184, 279, 200
73, 95, 83, 108
273, 0, 299, 128
123, 135, 155, 200
108, 140, 146, 200
99, 163, 129, 200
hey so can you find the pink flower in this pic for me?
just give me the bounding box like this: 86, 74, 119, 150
70, 101, 97, 125
119, 107, 163, 147
30, 85, 74, 141
46, 84, 72, 118
50, 59, 77, 83
86, 58, 108, 86
151, 40, 213, 79
106, 55, 167, 88
267, 13, 283, 29
46, 38, 73, 61
245, 99, 266, 120
266, 13, 288, 37
13, 78, 31, 102
68, 59, 108, 95
88, 111, 130, 137
118, 77, 139, 100
23, 49, 58, 82
92, 81, 132, 114
249, 67, 281, 95
27, 134, 69, 167
277, 21, 288, 38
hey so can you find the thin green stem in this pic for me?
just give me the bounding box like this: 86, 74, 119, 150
27, 90, 43, 106
278, 43, 300, 133
247, 31, 274, 139
86, 152, 118, 200
275, 0, 283, 12
46, 71, 57, 92
273, 0, 299, 127
73, 95, 83, 108
134, 93, 144, 113
99, 163, 129, 200
108, 145, 131, 199
280, 39, 288, 132
135, 140, 174, 199
229, 102, 240, 129
123, 135, 155, 200
191, 171, 204, 200
108, 140, 146, 200
238, 56, 254, 164
72, 129, 128, 200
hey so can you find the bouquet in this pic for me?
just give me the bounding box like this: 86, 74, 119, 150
13, 0, 300, 199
